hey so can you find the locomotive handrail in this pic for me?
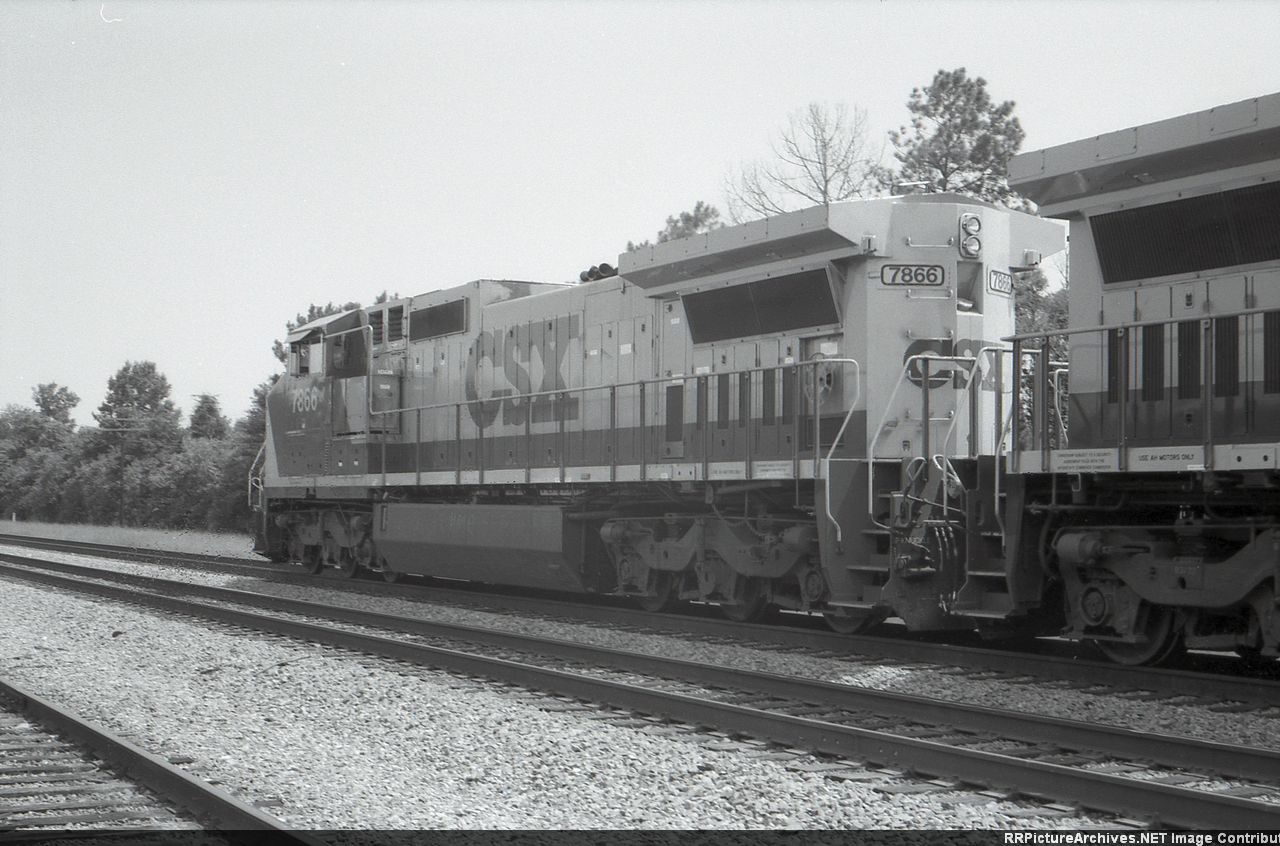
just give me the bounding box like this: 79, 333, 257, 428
246, 443, 266, 510
995, 349, 1068, 483
363, 355, 863, 487
1011, 307, 1245, 468
903, 288, 955, 301
247, 442, 268, 550
365, 357, 858, 418
865, 353, 979, 531
1050, 366, 1070, 448
933, 345, 1010, 523
992, 346, 1061, 535
937, 345, 1008, 461
993, 399, 1016, 540
812, 359, 865, 546
1004, 302, 1276, 342
1005, 297, 1271, 469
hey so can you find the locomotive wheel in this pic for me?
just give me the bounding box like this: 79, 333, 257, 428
720, 579, 768, 623
822, 610, 882, 635
635, 572, 678, 613
302, 544, 323, 576
1094, 604, 1182, 666
382, 561, 402, 584
334, 548, 359, 579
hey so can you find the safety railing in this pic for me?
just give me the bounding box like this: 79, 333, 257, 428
991, 349, 1063, 540
863, 353, 983, 531
1050, 366, 1070, 447
361, 356, 863, 489
295, 320, 866, 489
246, 444, 266, 510
1006, 302, 1278, 473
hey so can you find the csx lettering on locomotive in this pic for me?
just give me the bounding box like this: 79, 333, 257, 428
463, 314, 581, 428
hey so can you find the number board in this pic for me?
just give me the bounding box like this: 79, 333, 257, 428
988, 269, 1014, 295
880, 265, 944, 286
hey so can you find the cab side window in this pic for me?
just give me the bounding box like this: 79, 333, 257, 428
329, 334, 348, 371
290, 342, 310, 376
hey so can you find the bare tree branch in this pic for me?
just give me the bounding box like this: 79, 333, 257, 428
725, 102, 882, 222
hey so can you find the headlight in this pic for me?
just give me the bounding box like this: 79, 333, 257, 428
961, 235, 982, 257
961, 214, 981, 235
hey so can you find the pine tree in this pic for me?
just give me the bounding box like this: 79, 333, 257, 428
882, 68, 1026, 207
189, 394, 230, 439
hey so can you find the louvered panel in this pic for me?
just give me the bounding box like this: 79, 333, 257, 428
1092, 181, 1280, 283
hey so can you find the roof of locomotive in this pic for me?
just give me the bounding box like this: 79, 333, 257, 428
1010, 92, 1280, 213
285, 309, 363, 343
618, 200, 886, 291
285, 278, 566, 343
405, 278, 569, 308
617, 194, 1059, 291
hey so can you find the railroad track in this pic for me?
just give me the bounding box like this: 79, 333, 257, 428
0, 674, 320, 839
2, 533, 1277, 706
3, 552, 1280, 828
0, 534, 274, 576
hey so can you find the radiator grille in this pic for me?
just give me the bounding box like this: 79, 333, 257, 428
1092, 181, 1280, 283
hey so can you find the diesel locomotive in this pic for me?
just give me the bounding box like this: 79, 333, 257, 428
1007, 93, 1280, 664
252, 92, 1280, 664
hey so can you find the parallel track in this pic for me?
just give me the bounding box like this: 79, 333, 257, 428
2, 532, 1277, 705
4, 552, 1280, 828
0, 674, 322, 840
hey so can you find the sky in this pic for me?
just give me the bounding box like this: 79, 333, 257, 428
2, 0, 1277, 427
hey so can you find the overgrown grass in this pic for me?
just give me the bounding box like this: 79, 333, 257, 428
0, 519, 256, 559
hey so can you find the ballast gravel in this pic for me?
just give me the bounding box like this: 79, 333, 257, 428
0, 576, 1114, 829
7, 541, 1279, 756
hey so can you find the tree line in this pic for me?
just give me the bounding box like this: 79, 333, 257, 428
0, 368, 270, 531
0, 67, 1066, 534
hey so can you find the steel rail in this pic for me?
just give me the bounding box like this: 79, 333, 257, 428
0, 533, 263, 569
3, 558, 1279, 828
0, 676, 324, 841
6, 553, 1279, 783
1, 533, 1278, 704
